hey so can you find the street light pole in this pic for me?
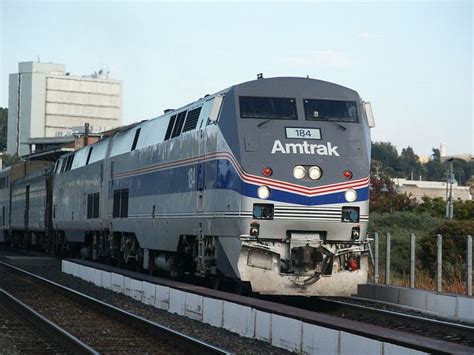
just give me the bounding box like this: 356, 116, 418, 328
446, 158, 454, 219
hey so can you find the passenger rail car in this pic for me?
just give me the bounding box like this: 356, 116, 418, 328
4, 77, 375, 296
0, 161, 53, 248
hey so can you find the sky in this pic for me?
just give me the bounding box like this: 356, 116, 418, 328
0, 0, 472, 157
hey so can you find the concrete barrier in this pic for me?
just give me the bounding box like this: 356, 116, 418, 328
62, 260, 428, 354
357, 283, 474, 322
202, 297, 223, 328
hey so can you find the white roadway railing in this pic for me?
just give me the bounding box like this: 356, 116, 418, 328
371, 233, 472, 297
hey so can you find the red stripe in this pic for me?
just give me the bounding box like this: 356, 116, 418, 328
113, 151, 369, 196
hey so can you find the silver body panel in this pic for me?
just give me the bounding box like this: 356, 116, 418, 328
48, 77, 372, 295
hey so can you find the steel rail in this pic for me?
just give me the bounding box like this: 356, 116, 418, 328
320, 297, 474, 340
0, 261, 231, 355
68, 258, 474, 354
321, 297, 474, 334
0, 288, 99, 355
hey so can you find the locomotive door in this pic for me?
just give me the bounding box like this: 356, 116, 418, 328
24, 185, 30, 228
197, 130, 205, 213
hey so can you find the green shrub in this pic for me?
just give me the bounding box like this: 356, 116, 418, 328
418, 220, 474, 278
367, 212, 443, 276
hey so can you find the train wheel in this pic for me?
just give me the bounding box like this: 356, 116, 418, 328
210, 275, 222, 290
233, 280, 252, 296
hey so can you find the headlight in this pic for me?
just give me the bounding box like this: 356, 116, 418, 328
308, 166, 322, 180
293, 165, 305, 179
345, 189, 357, 202
257, 185, 271, 199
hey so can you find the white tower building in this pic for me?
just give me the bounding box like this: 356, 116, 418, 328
7, 61, 122, 156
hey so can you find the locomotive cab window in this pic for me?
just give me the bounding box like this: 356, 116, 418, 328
304, 99, 358, 123
239, 97, 297, 120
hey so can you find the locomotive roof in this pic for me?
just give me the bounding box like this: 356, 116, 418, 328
57, 76, 359, 162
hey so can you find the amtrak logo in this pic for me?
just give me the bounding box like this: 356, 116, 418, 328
271, 140, 340, 156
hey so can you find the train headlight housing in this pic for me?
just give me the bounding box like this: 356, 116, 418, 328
257, 185, 271, 199
308, 166, 322, 180
345, 189, 358, 202
293, 165, 306, 179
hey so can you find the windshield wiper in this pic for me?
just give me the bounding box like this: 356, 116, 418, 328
316, 117, 346, 131
257, 119, 272, 128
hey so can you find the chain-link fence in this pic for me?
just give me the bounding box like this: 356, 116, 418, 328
368, 233, 472, 296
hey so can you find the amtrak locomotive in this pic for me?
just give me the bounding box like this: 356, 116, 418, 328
0, 77, 375, 296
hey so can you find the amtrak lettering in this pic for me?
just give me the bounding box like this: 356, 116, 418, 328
271, 140, 340, 156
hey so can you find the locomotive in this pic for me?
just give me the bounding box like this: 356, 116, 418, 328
0, 77, 375, 296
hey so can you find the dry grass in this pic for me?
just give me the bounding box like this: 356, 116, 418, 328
369, 268, 472, 295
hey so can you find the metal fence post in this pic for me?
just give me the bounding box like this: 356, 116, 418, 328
374, 232, 379, 283
386, 232, 391, 285
467, 235, 472, 297
410, 233, 416, 288
437, 234, 442, 293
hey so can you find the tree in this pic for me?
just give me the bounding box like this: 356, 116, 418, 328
2, 154, 21, 168
399, 146, 423, 179
424, 148, 445, 181
371, 141, 400, 176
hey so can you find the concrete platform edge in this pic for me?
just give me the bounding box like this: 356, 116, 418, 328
357, 283, 474, 322
61, 260, 429, 355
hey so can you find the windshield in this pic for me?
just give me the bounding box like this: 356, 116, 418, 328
304, 99, 358, 123
240, 96, 297, 120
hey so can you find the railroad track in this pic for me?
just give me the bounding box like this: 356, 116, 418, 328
321, 297, 474, 342
0, 288, 96, 354
3, 249, 473, 353
0, 261, 230, 354
264, 295, 474, 347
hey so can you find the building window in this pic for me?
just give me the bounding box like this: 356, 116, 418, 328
113, 188, 129, 218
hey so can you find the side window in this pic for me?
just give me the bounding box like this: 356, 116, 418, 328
86, 147, 94, 165
164, 115, 177, 141
87, 192, 100, 219
60, 159, 67, 173
113, 189, 129, 218
171, 111, 187, 138
120, 189, 129, 218
113, 190, 120, 218
131, 128, 141, 151
63, 154, 75, 172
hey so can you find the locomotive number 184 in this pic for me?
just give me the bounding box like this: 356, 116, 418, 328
285, 127, 321, 140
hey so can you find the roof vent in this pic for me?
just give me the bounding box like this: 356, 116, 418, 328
257, 73, 264, 79
164, 109, 174, 114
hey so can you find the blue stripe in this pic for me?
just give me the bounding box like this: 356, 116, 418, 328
111, 159, 369, 206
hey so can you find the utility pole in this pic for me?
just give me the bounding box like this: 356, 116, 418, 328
446, 158, 454, 219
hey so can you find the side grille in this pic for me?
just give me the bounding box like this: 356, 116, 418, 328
273, 206, 368, 222
182, 107, 202, 132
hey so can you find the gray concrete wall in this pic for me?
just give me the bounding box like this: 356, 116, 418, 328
7, 73, 19, 155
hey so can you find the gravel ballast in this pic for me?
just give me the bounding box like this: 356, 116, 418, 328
0, 250, 291, 354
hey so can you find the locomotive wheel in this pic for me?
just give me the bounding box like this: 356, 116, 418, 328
233, 280, 252, 296
210, 275, 222, 290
